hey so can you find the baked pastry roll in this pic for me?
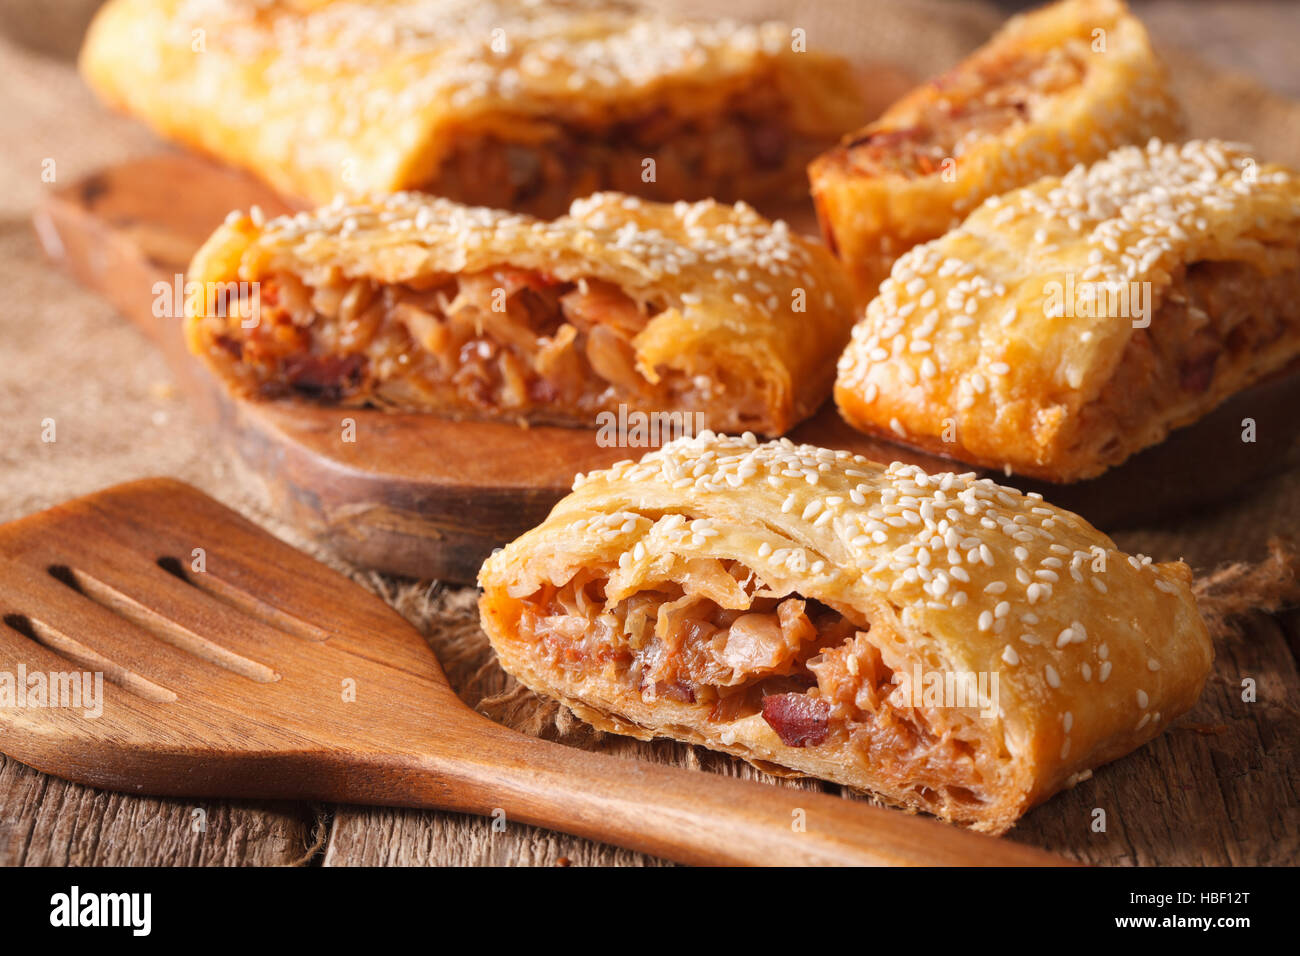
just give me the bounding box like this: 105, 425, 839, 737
808, 0, 1182, 298
835, 139, 1300, 482
478, 433, 1213, 833
80, 0, 865, 216
185, 192, 856, 435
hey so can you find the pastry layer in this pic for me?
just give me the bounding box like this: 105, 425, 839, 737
186, 192, 856, 435
809, 0, 1182, 298
478, 433, 1213, 833
835, 139, 1300, 482
80, 0, 865, 215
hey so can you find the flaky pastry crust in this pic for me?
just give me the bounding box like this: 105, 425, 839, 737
834, 139, 1300, 482
809, 0, 1182, 299
478, 433, 1212, 833
185, 192, 856, 435
80, 0, 865, 214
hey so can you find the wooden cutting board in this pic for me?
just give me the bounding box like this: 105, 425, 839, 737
33, 152, 1300, 582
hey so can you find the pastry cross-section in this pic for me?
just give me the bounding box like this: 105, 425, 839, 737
80, 0, 865, 215
478, 432, 1212, 833
835, 139, 1300, 482
185, 192, 857, 435
809, 0, 1182, 298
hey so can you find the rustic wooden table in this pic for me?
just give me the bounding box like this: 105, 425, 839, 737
2, 0, 1298, 867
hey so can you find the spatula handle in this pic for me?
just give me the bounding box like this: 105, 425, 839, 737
369, 719, 1070, 866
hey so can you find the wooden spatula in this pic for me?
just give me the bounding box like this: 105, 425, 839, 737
0, 479, 1067, 866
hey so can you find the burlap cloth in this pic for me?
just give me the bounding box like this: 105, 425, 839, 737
2, 0, 1298, 825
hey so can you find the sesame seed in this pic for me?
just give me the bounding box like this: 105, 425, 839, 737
247, 183, 843, 336
549, 434, 1191, 715
834, 139, 1288, 480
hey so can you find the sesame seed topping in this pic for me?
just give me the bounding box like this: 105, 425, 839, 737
489, 432, 1201, 719
233, 187, 839, 323
836, 139, 1299, 461
174, 0, 821, 168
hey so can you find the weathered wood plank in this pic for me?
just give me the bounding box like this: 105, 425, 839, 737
322, 806, 671, 867
0, 755, 321, 866
1009, 611, 1300, 865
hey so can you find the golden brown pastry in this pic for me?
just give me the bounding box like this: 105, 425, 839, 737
835, 139, 1300, 482
80, 0, 865, 216
185, 192, 856, 435
809, 0, 1182, 299
478, 432, 1213, 833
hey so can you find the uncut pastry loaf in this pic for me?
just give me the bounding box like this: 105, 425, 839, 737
478, 432, 1213, 833
834, 139, 1300, 482
81, 0, 865, 216
185, 192, 856, 436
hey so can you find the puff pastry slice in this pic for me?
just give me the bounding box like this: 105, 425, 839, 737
185, 192, 856, 435
478, 433, 1212, 833
835, 139, 1300, 482
80, 0, 864, 215
809, 0, 1182, 298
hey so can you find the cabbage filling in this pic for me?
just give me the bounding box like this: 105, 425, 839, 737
428, 83, 813, 217
210, 266, 769, 426
510, 555, 995, 810
842, 40, 1089, 178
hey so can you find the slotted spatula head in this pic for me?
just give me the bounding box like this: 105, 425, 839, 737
0, 478, 466, 800
0, 479, 1070, 866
